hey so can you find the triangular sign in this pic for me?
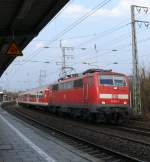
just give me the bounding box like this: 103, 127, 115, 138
6, 41, 22, 56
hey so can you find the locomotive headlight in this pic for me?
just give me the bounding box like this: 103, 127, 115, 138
124, 101, 127, 104
101, 101, 105, 104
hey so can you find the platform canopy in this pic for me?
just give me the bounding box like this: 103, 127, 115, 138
0, 0, 69, 77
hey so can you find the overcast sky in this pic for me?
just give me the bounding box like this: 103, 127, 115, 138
0, 0, 150, 91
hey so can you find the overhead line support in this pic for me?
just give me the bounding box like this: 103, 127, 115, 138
131, 5, 149, 115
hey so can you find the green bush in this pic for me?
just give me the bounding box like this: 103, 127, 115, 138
140, 69, 150, 118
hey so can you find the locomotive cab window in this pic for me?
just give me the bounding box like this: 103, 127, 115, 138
114, 76, 126, 86
100, 75, 126, 86
100, 75, 113, 86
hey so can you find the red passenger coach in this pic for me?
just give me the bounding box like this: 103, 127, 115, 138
18, 69, 131, 123
18, 86, 50, 107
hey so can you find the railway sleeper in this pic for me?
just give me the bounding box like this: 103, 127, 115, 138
82, 147, 96, 152
87, 150, 101, 154
100, 156, 113, 160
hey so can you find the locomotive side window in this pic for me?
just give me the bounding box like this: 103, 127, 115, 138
58, 83, 64, 90
63, 81, 74, 89
74, 79, 83, 88
58, 81, 74, 90
53, 80, 83, 90
52, 84, 58, 90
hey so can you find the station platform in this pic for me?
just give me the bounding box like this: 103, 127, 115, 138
0, 107, 100, 162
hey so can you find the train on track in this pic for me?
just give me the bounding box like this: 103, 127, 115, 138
18, 69, 131, 124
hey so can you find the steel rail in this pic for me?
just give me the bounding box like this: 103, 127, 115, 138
112, 125, 150, 137
6, 108, 145, 162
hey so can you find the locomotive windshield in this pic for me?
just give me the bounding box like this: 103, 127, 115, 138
100, 75, 126, 86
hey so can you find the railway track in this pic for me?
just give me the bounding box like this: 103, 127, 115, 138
125, 123, 150, 135
3, 106, 148, 162
114, 125, 150, 137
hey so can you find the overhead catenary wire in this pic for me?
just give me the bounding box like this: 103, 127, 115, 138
3, 48, 47, 82
40, 21, 133, 62
13, 44, 62, 66
4, 4, 150, 74
13, 27, 150, 69
78, 22, 131, 47
32, 33, 97, 43
45, 0, 75, 26
48, 0, 112, 44
20, 17, 131, 66
73, 23, 150, 61
33, 21, 130, 43
13, 0, 75, 64
14, 22, 150, 68
72, 33, 150, 63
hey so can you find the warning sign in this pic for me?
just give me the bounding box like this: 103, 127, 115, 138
6, 41, 23, 56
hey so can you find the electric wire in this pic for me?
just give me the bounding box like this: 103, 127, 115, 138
14, 0, 75, 64
45, 0, 75, 25
72, 33, 150, 63
11, 28, 150, 76
78, 22, 131, 47
48, 0, 112, 44
73, 25, 149, 61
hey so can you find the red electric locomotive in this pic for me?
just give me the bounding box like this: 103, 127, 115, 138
18, 69, 131, 123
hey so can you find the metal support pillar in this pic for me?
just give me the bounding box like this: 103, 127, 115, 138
131, 5, 141, 115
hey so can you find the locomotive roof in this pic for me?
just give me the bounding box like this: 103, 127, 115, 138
82, 68, 126, 76
56, 71, 126, 83
57, 76, 83, 83
98, 71, 126, 76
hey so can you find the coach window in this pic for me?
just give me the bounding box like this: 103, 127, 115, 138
74, 79, 83, 88
31, 94, 36, 98
38, 91, 44, 98
36, 92, 39, 98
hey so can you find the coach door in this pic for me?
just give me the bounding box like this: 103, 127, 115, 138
83, 76, 89, 104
